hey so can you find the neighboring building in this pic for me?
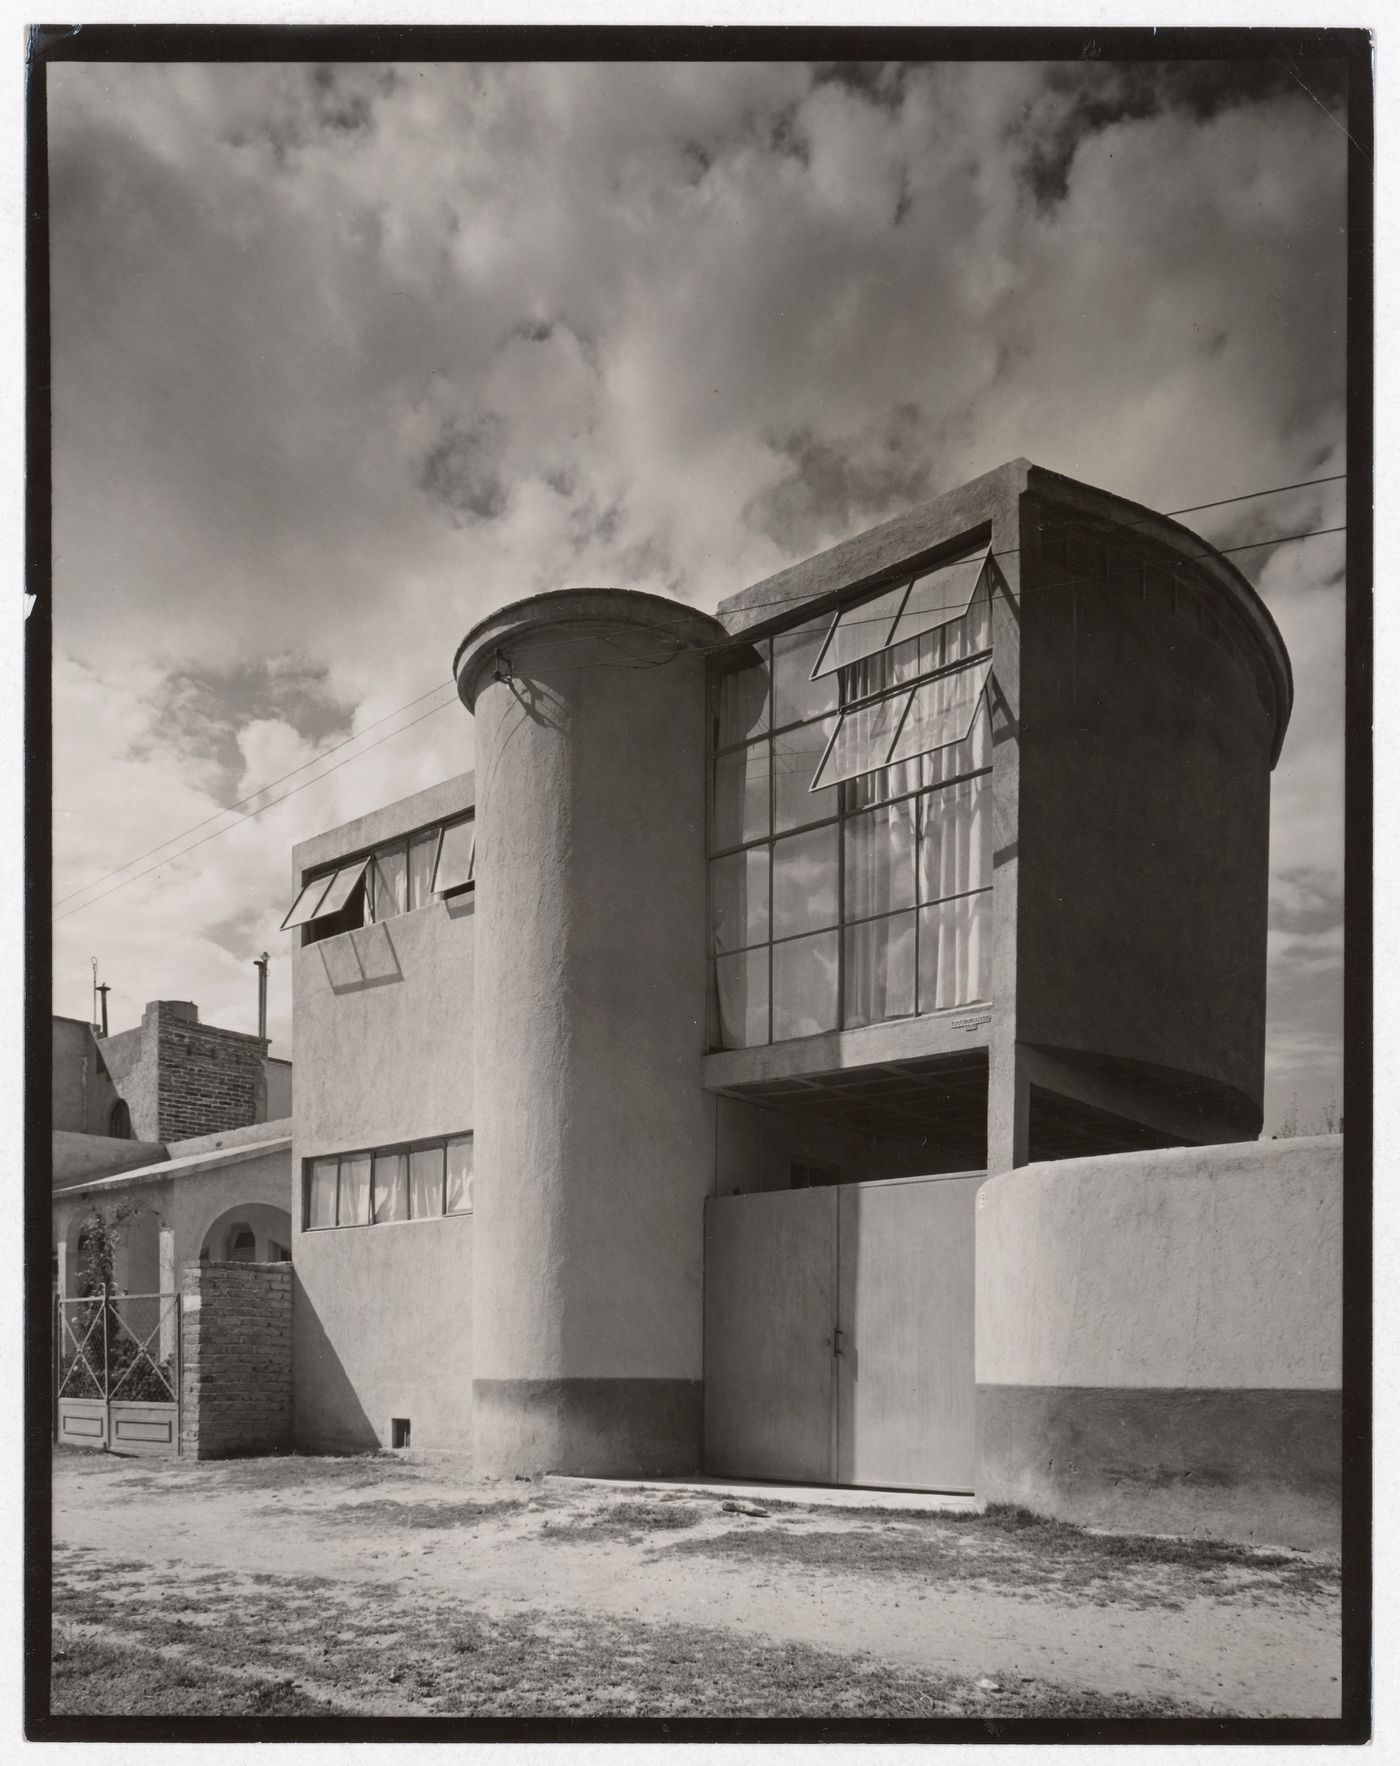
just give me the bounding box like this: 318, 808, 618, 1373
99, 999, 275, 1144
272, 459, 1338, 1546
52, 1002, 295, 1301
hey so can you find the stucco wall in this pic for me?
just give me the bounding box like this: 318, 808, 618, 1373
975, 1136, 1342, 1548
1016, 504, 1277, 1133
290, 776, 477, 1452
52, 1018, 124, 1136
293, 1215, 474, 1452
53, 1132, 167, 1191
265, 1059, 293, 1120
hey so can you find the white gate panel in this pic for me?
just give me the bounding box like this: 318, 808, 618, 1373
836, 1175, 980, 1492
703, 1188, 836, 1482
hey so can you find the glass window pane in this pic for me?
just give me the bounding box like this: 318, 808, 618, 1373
888, 661, 992, 768
710, 742, 769, 851
710, 645, 770, 749
307, 1158, 338, 1228
410, 1145, 445, 1219
773, 716, 838, 832
373, 1151, 408, 1224
813, 583, 909, 678
312, 859, 370, 920
772, 824, 839, 941
339, 1154, 371, 1226
434, 818, 475, 894
811, 692, 909, 790
919, 778, 993, 902
281, 874, 335, 931
843, 910, 917, 1029
715, 949, 769, 1048
944, 571, 992, 662
408, 831, 439, 911
887, 549, 988, 649
772, 618, 838, 726
445, 1136, 474, 1213
845, 799, 918, 921
772, 929, 839, 1041
918, 891, 992, 1013
370, 844, 408, 922
711, 848, 769, 954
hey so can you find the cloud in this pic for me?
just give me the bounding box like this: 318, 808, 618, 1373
46, 57, 1349, 1111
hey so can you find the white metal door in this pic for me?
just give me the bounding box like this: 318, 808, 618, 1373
703, 1187, 837, 1482
835, 1175, 980, 1492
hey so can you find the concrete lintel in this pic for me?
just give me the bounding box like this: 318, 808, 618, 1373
716, 459, 1029, 637
1020, 1046, 1242, 1147
293, 772, 475, 880
701, 1009, 991, 1092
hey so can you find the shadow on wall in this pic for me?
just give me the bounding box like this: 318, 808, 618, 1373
319, 923, 404, 995
292, 1273, 380, 1452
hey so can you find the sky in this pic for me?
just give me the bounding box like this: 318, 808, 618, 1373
46, 53, 1351, 1133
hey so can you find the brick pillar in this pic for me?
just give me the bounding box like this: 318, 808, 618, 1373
180, 1261, 293, 1458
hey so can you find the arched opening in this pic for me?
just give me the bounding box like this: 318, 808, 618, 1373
198, 1202, 293, 1265
108, 1099, 133, 1140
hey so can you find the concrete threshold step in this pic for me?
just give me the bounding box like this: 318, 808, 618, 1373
545, 1472, 979, 1513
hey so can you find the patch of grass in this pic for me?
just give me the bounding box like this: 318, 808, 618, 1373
540, 1501, 704, 1543
659, 1503, 1338, 1607
305, 1497, 527, 1531
51, 1559, 1219, 1719
205, 1452, 423, 1493
50, 1628, 342, 1716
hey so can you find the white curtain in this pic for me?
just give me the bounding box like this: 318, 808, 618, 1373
919, 890, 991, 1010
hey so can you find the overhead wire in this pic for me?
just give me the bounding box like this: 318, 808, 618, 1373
55, 680, 460, 909
54, 696, 459, 923
53, 471, 1348, 921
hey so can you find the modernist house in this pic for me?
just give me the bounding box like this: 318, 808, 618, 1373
283, 459, 1340, 1547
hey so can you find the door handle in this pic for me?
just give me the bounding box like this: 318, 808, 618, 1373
833, 1328, 846, 1358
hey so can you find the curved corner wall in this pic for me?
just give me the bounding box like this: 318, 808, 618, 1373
1016, 498, 1291, 1135
975, 1136, 1342, 1548
456, 589, 728, 1477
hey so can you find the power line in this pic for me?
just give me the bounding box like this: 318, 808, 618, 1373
55, 680, 458, 909
54, 474, 1347, 920
55, 697, 459, 924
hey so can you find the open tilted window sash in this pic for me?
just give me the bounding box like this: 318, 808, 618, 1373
810, 659, 993, 791
432, 818, 476, 895
809, 545, 991, 679
279, 856, 370, 931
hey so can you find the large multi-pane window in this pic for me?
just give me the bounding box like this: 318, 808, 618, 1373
708, 545, 994, 1049
303, 1133, 474, 1229
281, 814, 475, 944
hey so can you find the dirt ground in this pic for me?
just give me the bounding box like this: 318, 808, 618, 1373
49, 1447, 1342, 1721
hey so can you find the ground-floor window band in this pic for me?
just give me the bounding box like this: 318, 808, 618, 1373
304, 1133, 474, 1229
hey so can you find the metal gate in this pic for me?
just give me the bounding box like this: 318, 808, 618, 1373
55, 1287, 181, 1456
704, 1173, 981, 1492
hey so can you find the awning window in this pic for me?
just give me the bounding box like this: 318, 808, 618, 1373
432, 817, 476, 895
886, 548, 990, 650
810, 546, 991, 680
279, 857, 369, 931
810, 659, 992, 791
810, 583, 908, 679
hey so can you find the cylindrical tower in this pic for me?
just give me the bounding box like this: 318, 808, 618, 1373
455, 588, 728, 1476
